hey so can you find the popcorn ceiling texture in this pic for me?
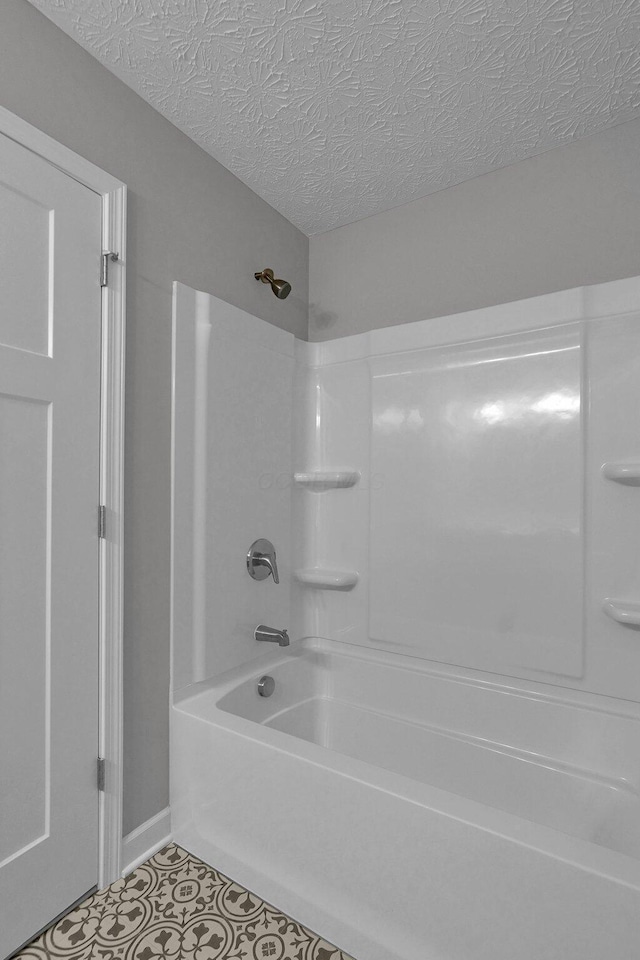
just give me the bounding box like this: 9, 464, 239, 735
28, 0, 640, 235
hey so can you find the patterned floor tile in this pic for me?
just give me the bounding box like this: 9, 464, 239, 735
16, 844, 354, 960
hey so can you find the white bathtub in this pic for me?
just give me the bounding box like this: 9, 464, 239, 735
171, 639, 640, 960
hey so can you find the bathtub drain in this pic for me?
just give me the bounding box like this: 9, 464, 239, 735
257, 675, 275, 697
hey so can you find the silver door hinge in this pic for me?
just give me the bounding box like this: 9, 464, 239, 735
100, 251, 119, 287
98, 505, 106, 539
97, 757, 106, 792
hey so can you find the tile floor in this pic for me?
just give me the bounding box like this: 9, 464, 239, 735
17, 843, 354, 960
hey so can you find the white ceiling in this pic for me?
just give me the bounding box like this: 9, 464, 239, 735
29, 0, 640, 236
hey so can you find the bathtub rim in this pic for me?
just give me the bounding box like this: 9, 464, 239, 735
174, 635, 640, 723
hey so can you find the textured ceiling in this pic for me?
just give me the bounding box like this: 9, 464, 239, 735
28, 0, 640, 235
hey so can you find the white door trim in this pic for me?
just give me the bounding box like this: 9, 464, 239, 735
0, 106, 127, 888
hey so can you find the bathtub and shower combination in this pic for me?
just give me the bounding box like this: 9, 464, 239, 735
171, 278, 640, 960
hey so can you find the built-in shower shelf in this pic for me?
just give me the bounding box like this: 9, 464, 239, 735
603, 599, 640, 627
293, 471, 360, 491
294, 568, 359, 590
601, 461, 640, 484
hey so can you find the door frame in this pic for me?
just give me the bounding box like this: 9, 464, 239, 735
0, 106, 126, 889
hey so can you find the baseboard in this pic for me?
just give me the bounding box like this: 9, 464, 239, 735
120, 807, 172, 877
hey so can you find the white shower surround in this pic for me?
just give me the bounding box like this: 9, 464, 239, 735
171, 276, 640, 960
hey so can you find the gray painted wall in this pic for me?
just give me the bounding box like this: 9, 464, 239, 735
0, 0, 308, 835
309, 118, 640, 340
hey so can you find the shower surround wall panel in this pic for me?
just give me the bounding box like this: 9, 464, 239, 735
370, 323, 584, 677
290, 357, 371, 643
171, 284, 295, 694
302, 276, 640, 702
171, 276, 640, 960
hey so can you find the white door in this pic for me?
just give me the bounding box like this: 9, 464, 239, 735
0, 133, 102, 957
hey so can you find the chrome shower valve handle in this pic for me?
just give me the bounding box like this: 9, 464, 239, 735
247, 538, 280, 583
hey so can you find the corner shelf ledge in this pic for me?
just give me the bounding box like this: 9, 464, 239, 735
294, 568, 359, 590
293, 471, 360, 491
603, 598, 640, 627
601, 461, 640, 484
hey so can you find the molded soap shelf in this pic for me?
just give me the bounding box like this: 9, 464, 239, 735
601, 461, 640, 484
603, 598, 640, 627
294, 568, 359, 590
293, 471, 360, 491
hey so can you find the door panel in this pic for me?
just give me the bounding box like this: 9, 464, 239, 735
0, 396, 50, 865
0, 133, 102, 957
0, 181, 51, 356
